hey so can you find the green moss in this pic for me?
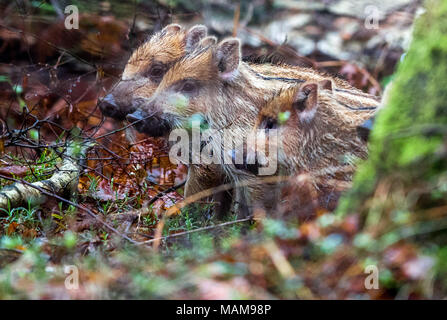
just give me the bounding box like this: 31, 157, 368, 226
338, 0, 447, 215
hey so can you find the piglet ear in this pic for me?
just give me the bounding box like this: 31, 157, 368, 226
198, 36, 217, 48
161, 24, 183, 35
215, 38, 241, 81
292, 83, 319, 123
319, 79, 333, 92
185, 25, 208, 52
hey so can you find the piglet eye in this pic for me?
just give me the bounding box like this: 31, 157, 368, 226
265, 118, 277, 130
181, 81, 197, 93
147, 65, 165, 79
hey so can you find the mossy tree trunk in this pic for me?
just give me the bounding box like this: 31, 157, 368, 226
337, 0, 447, 230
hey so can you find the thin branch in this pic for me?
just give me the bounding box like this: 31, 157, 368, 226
147, 181, 186, 207
0, 173, 139, 244
138, 216, 254, 245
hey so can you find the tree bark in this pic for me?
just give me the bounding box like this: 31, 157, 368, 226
337, 0, 447, 226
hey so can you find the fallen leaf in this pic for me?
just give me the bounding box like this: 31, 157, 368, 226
0, 165, 30, 177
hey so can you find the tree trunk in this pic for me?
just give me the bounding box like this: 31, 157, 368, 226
337, 0, 447, 230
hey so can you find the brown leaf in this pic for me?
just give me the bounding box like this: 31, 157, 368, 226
7, 222, 19, 235
0, 165, 30, 177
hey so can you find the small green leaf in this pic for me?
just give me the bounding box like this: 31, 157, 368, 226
63, 231, 77, 249
29, 129, 39, 141
13, 85, 23, 95
278, 111, 291, 124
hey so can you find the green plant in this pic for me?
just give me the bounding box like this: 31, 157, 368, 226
0, 200, 39, 236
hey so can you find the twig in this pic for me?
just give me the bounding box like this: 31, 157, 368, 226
147, 181, 186, 207
241, 26, 318, 69
138, 216, 254, 245
232, 3, 240, 37
165, 175, 294, 216
316, 60, 382, 94
0, 173, 139, 244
